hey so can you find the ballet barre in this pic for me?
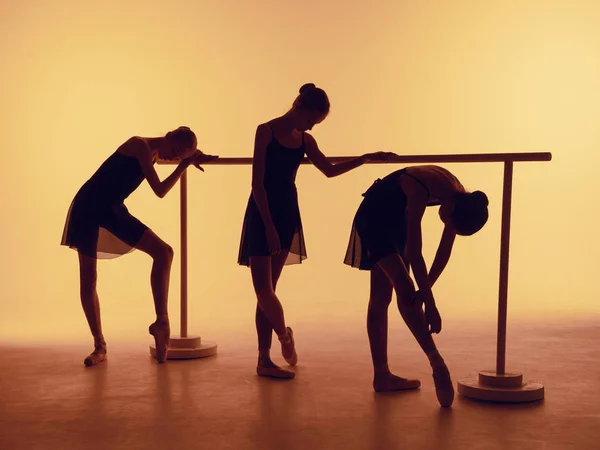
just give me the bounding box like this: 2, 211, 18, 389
156, 152, 552, 403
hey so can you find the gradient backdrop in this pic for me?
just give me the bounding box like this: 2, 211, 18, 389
1, 0, 598, 345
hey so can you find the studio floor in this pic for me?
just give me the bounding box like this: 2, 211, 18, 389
1, 320, 598, 450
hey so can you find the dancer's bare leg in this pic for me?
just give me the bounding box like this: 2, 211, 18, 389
367, 264, 421, 392
252, 251, 296, 379
377, 254, 454, 407
78, 252, 107, 366
135, 230, 174, 363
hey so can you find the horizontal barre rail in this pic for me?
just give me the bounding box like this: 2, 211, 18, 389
160, 152, 551, 165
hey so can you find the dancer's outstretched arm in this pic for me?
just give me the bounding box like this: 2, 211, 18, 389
304, 133, 395, 178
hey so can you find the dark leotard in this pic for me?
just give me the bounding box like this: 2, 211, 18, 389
237, 123, 307, 266
344, 168, 438, 270
61, 144, 151, 259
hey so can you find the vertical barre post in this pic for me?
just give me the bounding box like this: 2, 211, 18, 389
496, 161, 513, 375
446, 158, 542, 402
151, 167, 216, 360
180, 170, 188, 338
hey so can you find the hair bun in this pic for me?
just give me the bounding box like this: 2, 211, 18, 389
299, 83, 316, 94
471, 191, 489, 207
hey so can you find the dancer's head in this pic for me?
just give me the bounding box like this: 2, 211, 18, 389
443, 191, 489, 236
290, 83, 330, 131
161, 126, 197, 160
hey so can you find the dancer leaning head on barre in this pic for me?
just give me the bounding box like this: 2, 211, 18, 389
238, 83, 396, 379
61, 126, 218, 366
344, 165, 489, 407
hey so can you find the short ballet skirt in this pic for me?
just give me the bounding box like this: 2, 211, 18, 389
61, 188, 149, 259
238, 187, 306, 266
343, 176, 409, 270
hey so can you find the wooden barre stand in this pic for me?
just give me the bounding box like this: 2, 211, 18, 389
154, 152, 551, 403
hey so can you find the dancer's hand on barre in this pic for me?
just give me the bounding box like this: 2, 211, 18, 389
184, 151, 219, 172
364, 151, 398, 162
266, 225, 281, 255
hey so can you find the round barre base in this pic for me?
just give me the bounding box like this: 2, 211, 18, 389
458, 370, 544, 403
150, 335, 217, 360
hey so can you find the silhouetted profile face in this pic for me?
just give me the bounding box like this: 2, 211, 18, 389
296, 109, 327, 132
161, 126, 197, 161
444, 191, 489, 236
292, 83, 330, 132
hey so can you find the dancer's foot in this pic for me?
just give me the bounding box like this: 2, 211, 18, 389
426, 350, 454, 407
278, 327, 298, 366
149, 320, 170, 363
373, 372, 421, 392
84, 341, 107, 367
432, 363, 454, 407
257, 364, 296, 379
257, 352, 295, 379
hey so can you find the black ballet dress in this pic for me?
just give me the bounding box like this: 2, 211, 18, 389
61, 148, 151, 259
237, 123, 307, 266
344, 168, 439, 270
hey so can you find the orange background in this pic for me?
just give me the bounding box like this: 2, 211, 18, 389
1, 0, 598, 343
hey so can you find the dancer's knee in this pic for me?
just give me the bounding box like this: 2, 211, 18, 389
78, 255, 97, 295
369, 288, 393, 311
255, 286, 275, 304
397, 294, 417, 312
391, 273, 414, 297
154, 242, 174, 264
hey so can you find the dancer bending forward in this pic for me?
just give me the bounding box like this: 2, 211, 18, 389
61, 127, 217, 365
344, 165, 489, 406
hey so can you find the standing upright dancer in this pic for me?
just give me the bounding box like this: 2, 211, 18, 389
238, 83, 394, 379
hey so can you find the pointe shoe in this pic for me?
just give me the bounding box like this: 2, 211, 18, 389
149, 322, 170, 363
257, 365, 295, 379
432, 364, 455, 407
278, 327, 298, 366
373, 374, 421, 392
84, 349, 106, 367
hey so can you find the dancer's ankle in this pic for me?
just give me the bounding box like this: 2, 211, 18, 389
258, 350, 272, 365
374, 363, 391, 376
156, 314, 169, 325
93, 335, 106, 350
